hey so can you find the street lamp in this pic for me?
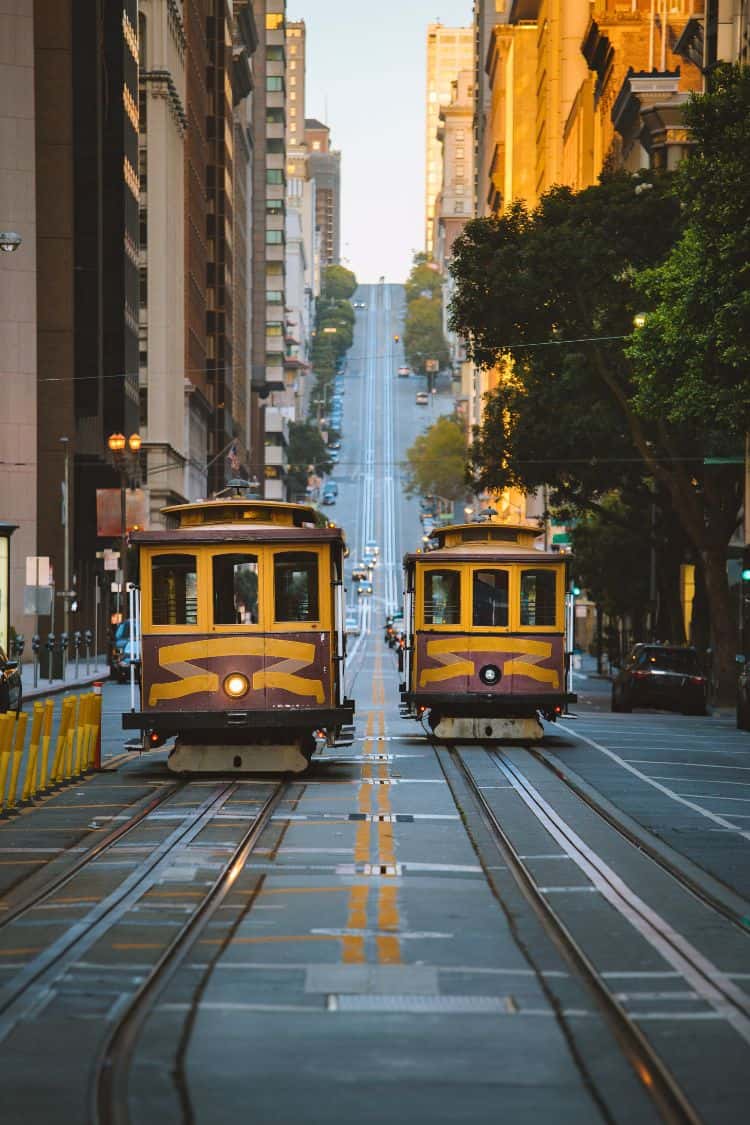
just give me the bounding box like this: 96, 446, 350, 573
0, 231, 22, 253
633, 312, 647, 329
107, 432, 141, 620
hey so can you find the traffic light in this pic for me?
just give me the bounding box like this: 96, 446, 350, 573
570, 582, 582, 597
742, 545, 750, 583
393, 334, 400, 343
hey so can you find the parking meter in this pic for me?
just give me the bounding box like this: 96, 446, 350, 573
73, 630, 81, 675
13, 634, 25, 659
84, 627, 94, 674
31, 633, 40, 688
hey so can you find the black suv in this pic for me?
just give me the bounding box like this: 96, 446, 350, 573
612, 644, 707, 715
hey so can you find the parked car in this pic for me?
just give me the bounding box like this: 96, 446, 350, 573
328, 440, 342, 451
108, 619, 136, 671
345, 612, 361, 636
321, 491, 336, 506
365, 539, 380, 557
357, 581, 373, 597
329, 450, 340, 463
611, 644, 707, 715
352, 566, 369, 582
0, 646, 22, 715
397, 366, 410, 377
415, 391, 429, 405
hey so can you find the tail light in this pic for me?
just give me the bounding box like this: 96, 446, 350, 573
632, 670, 650, 679
689, 675, 705, 686
148, 730, 164, 748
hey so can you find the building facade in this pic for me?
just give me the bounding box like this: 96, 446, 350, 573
425, 22, 473, 254
305, 119, 341, 269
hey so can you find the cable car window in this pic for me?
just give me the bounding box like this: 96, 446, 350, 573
520, 569, 557, 627
213, 554, 259, 625
473, 569, 509, 627
274, 552, 319, 621
152, 554, 197, 625
424, 570, 461, 625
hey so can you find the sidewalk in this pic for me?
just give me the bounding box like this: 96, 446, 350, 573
20, 658, 111, 702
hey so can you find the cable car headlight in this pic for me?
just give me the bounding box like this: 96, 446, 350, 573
224, 673, 249, 698
479, 664, 501, 686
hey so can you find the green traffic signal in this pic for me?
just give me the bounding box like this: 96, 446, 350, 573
571, 584, 582, 597
742, 568, 750, 582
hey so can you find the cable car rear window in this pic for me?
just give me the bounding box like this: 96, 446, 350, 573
274, 552, 319, 621
152, 554, 198, 625
213, 554, 259, 625
473, 570, 509, 627
424, 570, 461, 625
520, 569, 557, 627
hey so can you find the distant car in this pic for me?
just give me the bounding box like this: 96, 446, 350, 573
353, 301, 367, 309
397, 366, 410, 377
322, 492, 336, 506
352, 566, 369, 582
365, 539, 380, 556
357, 581, 373, 597
328, 440, 341, 452
329, 450, 340, 463
0, 646, 22, 715
359, 558, 374, 574
611, 644, 707, 715
415, 391, 429, 405
345, 613, 361, 636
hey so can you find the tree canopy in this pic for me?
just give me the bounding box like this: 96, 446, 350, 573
404, 295, 450, 375
403, 416, 466, 502
322, 264, 357, 301
286, 421, 332, 499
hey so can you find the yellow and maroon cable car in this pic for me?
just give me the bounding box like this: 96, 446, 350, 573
401, 520, 576, 741
122, 495, 354, 773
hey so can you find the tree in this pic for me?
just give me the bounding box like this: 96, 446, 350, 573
405, 256, 443, 304
322, 264, 357, 301
286, 421, 332, 499
404, 296, 449, 375
449, 155, 744, 698
404, 416, 467, 502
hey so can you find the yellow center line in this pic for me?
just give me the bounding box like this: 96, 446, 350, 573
377, 884, 401, 964
342, 884, 369, 963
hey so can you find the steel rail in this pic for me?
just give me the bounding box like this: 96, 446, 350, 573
0, 782, 236, 1040
94, 779, 289, 1125
533, 747, 750, 935
0, 781, 185, 931
451, 746, 702, 1125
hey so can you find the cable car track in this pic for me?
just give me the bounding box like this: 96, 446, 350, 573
93, 778, 288, 1125
0, 780, 186, 931
444, 743, 703, 1125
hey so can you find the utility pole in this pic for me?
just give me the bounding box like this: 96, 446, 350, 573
60, 436, 71, 637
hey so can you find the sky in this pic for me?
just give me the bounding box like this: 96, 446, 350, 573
290, 1, 472, 285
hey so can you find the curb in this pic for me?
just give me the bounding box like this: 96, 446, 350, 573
21, 671, 111, 703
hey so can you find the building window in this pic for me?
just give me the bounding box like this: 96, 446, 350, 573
266, 321, 284, 336
266, 230, 284, 245
267, 76, 283, 92
455, 201, 465, 213
266, 13, 284, 30
267, 45, 284, 60
266, 290, 283, 304
266, 198, 284, 214
267, 139, 284, 154
312, 140, 321, 150
266, 169, 284, 184
267, 107, 285, 124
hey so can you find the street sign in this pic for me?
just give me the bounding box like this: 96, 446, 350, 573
103, 549, 120, 571
23, 585, 53, 615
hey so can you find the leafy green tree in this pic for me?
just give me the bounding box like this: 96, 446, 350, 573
450, 153, 744, 698
286, 421, 332, 499
405, 256, 443, 304
322, 264, 357, 301
404, 416, 467, 502
404, 296, 449, 375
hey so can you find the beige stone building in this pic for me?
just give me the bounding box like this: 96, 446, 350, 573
425, 22, 473, 255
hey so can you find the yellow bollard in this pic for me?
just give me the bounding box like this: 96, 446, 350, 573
0, 713, 14, 813
91, 691, 103, 770
73, 694, 90, 777
51, 697, 74, 784
64, 695, 79, 780
38, 698, 55, 791
6, 711, 29, 811
21, 703, 45, 802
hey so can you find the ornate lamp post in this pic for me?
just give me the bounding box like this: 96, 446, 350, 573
107, 432, 141, 620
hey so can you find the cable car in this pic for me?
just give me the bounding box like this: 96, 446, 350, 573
401, 519, 576, 740
122, 494, 354, 773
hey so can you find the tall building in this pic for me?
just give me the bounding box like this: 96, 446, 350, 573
305, 119, 341, 268
425, 22, 473, 254
137, 0, 188, 521
472, 1, 509, 218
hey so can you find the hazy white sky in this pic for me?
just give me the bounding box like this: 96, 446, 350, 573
290, 1, 472, 285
